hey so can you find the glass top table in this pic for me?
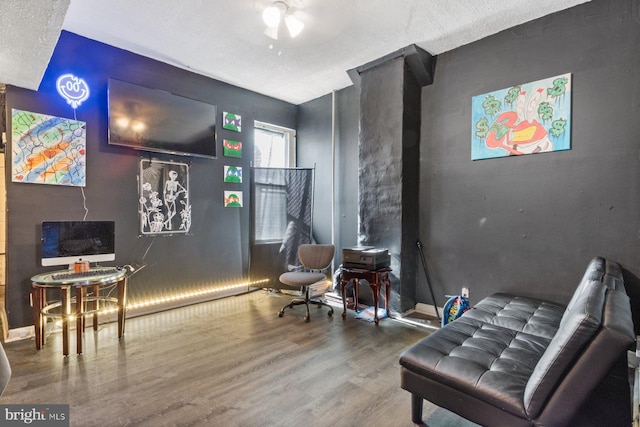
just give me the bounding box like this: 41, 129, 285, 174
31, 267, 128, 356
31, 267, 126, 286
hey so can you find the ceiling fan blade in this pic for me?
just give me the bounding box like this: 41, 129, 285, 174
285, 14, 304, 38
264, 24, 279, 40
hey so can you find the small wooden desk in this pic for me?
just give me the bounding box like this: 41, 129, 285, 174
31, 268, 128, 356
340, 267, 392, 325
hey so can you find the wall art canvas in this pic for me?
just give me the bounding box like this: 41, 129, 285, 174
224, 191, 243, 207
224, 165, 242, 183
223, 112, 241, 132
471, 73, 571, 160
11, 109, 86, 186
139, 159, 191, 235
223, 139, 242, 158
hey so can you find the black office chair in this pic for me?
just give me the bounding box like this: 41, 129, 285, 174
278, 244, 335, 322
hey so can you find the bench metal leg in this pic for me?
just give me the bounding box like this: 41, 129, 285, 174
411, 393, 423, 424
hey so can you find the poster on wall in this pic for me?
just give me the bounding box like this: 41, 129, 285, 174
471, 73, 571, 160
223, 139, 242, 158
139, 159, 191, 235
11, 109, 87, 186
224, 191, 243, 207
224, 165, 242, 183
222, 112, 241, 132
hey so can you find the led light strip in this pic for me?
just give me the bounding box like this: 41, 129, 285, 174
56, 279, 271, 322
126, 279, 269, 310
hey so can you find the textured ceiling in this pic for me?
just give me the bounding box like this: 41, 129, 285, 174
0, 0, 70, 89
1, 0, 590, 105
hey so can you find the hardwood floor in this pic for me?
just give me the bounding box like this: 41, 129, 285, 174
0, 290, 436, 427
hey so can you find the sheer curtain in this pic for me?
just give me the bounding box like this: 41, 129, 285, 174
251, 167, 314, 271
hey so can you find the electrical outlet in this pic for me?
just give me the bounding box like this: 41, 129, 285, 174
461, 287, 469, 298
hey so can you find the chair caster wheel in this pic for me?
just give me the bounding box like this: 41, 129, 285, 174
278, 311, 284, 317
328, 310, 334, 317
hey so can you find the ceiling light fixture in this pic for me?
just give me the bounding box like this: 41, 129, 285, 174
262, 1, 304, 40
262, 3, 283, 27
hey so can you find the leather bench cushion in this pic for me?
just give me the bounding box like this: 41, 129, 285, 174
523, 279, 606, 417
399, 316, 552, 418
581, 256, 606, 283
604, 259, 624, 291
461, 256, 606, 339
462, 294, 565, 340
533, 287, 636, 426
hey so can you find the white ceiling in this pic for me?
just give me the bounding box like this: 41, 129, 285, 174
1, 0, 590, 105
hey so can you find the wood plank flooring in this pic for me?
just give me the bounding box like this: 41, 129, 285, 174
0, 290, 437, 427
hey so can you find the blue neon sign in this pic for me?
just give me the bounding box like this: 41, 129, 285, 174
56, 74, 90, 109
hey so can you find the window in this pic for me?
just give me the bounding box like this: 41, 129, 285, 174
252, 122, 307, 244
253, 169, 287, 243
254, 121, 296, 168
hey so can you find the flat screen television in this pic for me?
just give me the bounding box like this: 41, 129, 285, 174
108, 78, 217, 159
41, 221, 115, 267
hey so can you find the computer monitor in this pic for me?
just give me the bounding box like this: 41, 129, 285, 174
41, 221, 115, 267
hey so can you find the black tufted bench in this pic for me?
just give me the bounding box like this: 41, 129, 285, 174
399, 257, 635, 426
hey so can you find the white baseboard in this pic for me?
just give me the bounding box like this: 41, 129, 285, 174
415, 302, 444, 317
6, 326, 34, 342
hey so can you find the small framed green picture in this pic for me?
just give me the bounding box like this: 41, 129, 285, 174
223, 139, 242, 158
223, 112, 241, 132
224, 191, 243, 207
224, 165, 242, 183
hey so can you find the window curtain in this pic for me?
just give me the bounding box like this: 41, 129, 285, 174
251, 167, 314, 271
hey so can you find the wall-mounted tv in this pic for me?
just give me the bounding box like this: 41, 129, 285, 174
108, 78, 217, 159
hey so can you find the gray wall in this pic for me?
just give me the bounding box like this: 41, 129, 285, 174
296, 94, 333, 244
5, 31, 297, 328
418, 0, 640, 313
334, 86, 360, 259
297, 87, 360, 259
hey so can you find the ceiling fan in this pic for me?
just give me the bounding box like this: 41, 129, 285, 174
262, 1, 305, 40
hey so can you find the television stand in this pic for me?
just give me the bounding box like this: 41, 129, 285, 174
30, 267, 127, 356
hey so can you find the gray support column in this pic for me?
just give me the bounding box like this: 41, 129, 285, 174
349, 45, 435, 313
